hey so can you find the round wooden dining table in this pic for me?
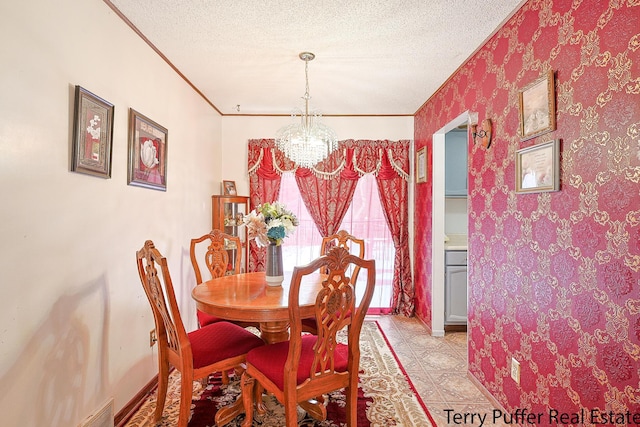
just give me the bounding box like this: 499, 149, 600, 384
192, 271, 329, 426
191, 271, 323, 344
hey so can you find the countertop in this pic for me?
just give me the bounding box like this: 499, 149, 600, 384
444, 234, 467, 251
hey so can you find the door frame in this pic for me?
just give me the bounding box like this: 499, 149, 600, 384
431, 110, 470, 336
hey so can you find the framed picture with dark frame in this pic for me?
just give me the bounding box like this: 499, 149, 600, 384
127, 108, 168, 191
515, 139, 560, 194
222, 180, 237, 195
416, 146, 427, 183
518, 70, 556, 141
71, 86, 114, 178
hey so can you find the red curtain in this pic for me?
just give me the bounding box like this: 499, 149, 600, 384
247, 139, 414, 316
376, 145, 414, 316
247, 140, 293, 271
295, 147, 359, 237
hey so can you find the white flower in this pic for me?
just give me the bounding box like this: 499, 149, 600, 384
140, 139, 159, 168
243, 202, 298, 246
86, 115, 101, 140
281, 217, 296, 235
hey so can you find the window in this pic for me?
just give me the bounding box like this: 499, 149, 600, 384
278, 173, 394, 310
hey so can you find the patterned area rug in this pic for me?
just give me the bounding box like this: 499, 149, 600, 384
124, 322, 435, 426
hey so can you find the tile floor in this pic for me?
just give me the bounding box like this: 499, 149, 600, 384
374, 314, 510, 427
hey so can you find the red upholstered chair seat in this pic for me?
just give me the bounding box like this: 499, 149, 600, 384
197, 309, 223, 327
301, 317, 318, 333
189, 321, 264, 369
246, 335, 348, 390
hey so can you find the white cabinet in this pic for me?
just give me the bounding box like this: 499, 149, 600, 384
445, 250, 467, 325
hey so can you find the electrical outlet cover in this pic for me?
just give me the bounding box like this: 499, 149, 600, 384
511, 357, 520, 383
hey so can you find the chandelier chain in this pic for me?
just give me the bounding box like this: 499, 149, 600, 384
274, 51, 338, 168
304, 57, 310, 101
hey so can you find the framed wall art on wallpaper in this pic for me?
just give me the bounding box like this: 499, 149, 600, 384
127, 108, 168, 191
515, 139, 560, 194
416, 146, 427, 183
71, 86, 114, 178
518, 70, 556, 141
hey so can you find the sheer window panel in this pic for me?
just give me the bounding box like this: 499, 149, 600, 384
338, 174, 394, 311
279, 173, 394, 310
279, 173, 323, 272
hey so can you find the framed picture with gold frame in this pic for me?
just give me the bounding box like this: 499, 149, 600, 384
416, 146, 427, 183
518, 70, 556, 141
71, 86, 114, 178
127, 109, 168, 191
515, 140, 560, 194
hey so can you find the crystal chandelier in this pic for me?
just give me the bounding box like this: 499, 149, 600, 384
275, 52, 338, 168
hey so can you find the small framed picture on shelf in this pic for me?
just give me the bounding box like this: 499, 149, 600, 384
515, 140, 560, 194
222, 180, 237, 195
416, 146, 427, 183
518, 70, 556, 141
71, 86, 114, 178
127, 108, 168, 191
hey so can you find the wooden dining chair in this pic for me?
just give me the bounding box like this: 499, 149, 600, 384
189, 229, 247, 328
302, 230, 366, 334
137, 240, 264, 427
320, 230, 366, 283
238, 246, 376, 427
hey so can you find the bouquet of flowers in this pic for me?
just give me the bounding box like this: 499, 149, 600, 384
243, 202, 298, 247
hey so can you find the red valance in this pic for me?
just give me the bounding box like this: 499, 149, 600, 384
248, 139, 410, 181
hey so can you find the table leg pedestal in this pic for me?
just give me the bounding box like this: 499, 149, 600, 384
259, 321, 289, 344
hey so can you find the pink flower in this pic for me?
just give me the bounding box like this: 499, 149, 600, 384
244, 211, 269, 247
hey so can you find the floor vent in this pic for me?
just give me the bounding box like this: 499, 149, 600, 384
79, 398, 114, 427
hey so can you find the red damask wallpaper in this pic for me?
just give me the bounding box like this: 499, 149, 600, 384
414, 0, 639, 421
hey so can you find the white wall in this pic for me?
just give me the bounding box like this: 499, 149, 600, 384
445, 198, 468, 235
0, 1, 221, 425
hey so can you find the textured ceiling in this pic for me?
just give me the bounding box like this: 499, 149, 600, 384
106, 0, 526, 116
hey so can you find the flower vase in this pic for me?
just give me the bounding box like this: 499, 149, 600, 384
265, 241, 284, 286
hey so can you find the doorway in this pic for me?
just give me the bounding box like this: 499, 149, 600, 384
431, 111, 470, 336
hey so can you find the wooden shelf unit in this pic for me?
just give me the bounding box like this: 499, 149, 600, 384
212, 195, 250, 273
